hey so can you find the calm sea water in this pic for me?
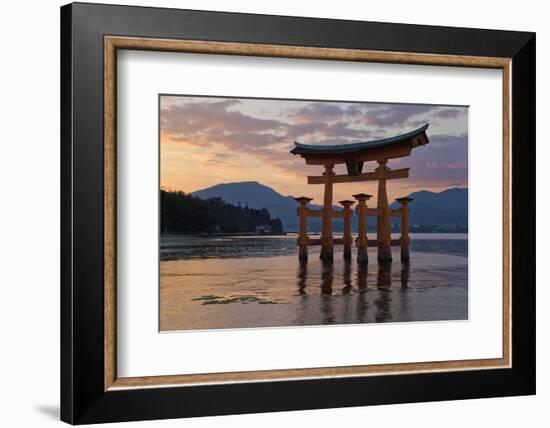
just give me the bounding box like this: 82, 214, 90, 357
160, 233, 468, 260
160, 234, 468, 331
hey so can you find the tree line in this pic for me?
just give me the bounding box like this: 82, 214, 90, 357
160, 190, 283, 234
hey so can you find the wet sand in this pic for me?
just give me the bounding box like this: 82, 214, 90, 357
160, 249, 468, 331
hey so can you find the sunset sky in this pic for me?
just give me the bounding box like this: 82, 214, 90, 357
160, 95, 468, 203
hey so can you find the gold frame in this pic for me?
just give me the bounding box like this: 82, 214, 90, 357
104, 36, 512, 391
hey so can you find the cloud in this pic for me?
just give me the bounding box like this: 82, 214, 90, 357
161, 99, 377, 163
292, 103, 346, 123
160, 96, 468, 190
289, 102, 435, 135
427, 161, 467, 169
161, 99, 284, 137
361, 104, 433, 127
433, 108, 466, 119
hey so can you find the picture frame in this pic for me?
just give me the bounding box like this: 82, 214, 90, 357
61, 2, 535, 424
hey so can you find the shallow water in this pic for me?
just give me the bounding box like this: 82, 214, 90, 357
160, 236, 468, 331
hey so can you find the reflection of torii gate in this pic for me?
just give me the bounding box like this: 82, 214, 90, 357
290, 123, 429, 263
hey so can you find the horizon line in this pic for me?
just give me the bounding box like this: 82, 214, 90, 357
161, 181, 469, 197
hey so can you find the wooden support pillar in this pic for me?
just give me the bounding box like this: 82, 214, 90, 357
294, 196, 313, 262
396, 197, 413, 262
320, 164, 335, 261
353, 193, 372, 264
376, 160, 393, 263
339, 200, 355, 260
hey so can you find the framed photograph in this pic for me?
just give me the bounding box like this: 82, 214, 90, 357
61, 2, 535, 424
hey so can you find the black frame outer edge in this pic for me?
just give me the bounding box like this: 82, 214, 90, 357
60, 2, 536, 424
510, 35, 536, 390
60, 4, 74, 425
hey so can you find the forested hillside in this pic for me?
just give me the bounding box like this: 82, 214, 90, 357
160, 190, 283, 234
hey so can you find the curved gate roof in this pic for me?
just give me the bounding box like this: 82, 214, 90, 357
290, 123, 429, 156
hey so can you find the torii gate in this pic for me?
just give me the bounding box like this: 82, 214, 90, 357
290, 123, 429, 263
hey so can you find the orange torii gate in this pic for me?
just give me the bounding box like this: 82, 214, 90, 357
290, 123, 429, 263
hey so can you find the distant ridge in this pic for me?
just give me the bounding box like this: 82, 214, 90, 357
193, 181, 467, 233
193, 181, 305, 231
391, 187, 468, 231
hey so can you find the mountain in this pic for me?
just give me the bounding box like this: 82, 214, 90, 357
192, 181, 468, 233
390, 187, 468, 231
192, 181, 304, 231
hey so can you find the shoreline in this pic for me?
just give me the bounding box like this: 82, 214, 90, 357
161, 232, 469, 238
